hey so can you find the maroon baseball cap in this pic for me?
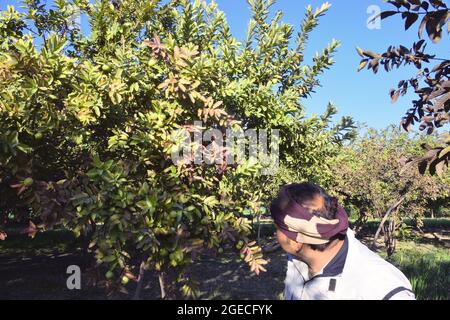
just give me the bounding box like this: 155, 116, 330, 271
270, 184, 349, 244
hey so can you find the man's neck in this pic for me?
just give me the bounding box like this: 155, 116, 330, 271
302, 239, 345, 277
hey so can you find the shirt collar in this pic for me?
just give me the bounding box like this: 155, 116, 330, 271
287, 235, 349, 280
320, 235, 349, 277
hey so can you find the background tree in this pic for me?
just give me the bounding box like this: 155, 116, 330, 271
357, 0, 450, 177
330, 125, 450, 256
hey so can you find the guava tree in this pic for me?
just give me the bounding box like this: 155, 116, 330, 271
0, 0, 352, 298
330, 126, 450, 256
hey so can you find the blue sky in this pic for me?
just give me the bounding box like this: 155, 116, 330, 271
2, 0, 448, 131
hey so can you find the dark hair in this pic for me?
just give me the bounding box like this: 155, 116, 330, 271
278, 182, 345, 251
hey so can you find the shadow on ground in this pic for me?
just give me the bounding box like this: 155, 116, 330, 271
0, 232, 286, 300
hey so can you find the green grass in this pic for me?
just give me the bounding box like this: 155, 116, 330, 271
379, 242, 450, 300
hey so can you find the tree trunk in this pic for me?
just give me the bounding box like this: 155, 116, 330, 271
158, 272, 166, 300
353, 212, 368, 237
256, 213, 261, 245
158, 268, 179, 299
81, 218, 97, 268
132, 260, 146, 300
384, 218, 396, 257
371, 195, 406, 250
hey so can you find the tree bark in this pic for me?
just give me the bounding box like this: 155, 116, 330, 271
132, 260, 146, 300
159, 272, 166, 300
384, 218, 396, 257
157, 267, 180, 299
256, 213, 261, 245
371, 195, 406, 250
353, 212, 368, 237
81, 219, 96, 268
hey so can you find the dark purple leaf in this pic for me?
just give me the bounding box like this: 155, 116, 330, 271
381, 11, 400, 20
404, 12, 419, 30
418, 161, 428, 174
418, 15, 429, 38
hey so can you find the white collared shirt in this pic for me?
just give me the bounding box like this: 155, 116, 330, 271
284, 229, 415, 300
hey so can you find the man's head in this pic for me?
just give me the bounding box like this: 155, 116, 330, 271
270, 182, 348, 257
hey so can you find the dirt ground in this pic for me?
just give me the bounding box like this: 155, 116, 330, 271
0, 236, 287, 300
1, 229, 449, 300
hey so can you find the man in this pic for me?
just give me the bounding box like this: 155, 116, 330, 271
270, 182, 415, 300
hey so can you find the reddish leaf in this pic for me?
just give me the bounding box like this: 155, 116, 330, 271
390, 89, 400, 103
21, 221, 37, 238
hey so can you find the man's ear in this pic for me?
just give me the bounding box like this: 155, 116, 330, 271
294, 241, 304, 254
